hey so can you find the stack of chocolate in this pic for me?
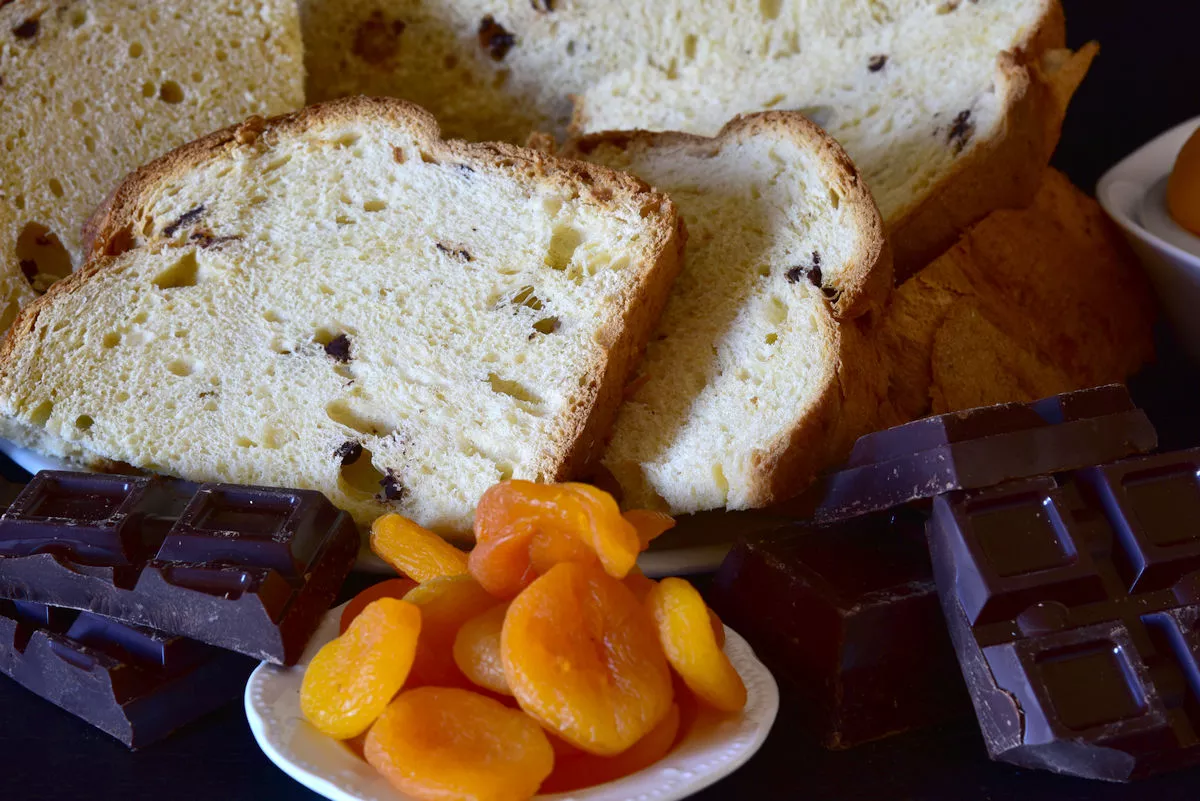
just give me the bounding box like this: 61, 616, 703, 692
713, 384, 1200, 781
0, 471, 358, 748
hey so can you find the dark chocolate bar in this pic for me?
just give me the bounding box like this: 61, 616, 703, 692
928, 449, 1200, 781
0, 472, 358, 664
813, 385, 1157, 523
0, 599, 254, 748
711, 509, 970, 749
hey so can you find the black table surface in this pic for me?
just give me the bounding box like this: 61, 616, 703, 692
3, 3, 1199, 799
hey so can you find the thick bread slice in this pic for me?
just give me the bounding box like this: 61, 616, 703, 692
299, 0, 1092, 276
0, 97, 684, 536
562, 112, 890, 513
0, 0, 305, 321
878, 169, 1156, 424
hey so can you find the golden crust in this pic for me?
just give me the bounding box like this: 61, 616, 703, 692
2, 96, 685, 520
563, 110, 892, 509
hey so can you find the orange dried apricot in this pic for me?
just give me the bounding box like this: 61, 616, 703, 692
622, 509, 676, 550
404, 575, 498, 688
364, 687, 554, 801
469, 481, 640, 598
339, 578, 419, 634
647, 578, 746, 713
371, 514, 469, 582
301, 598, 421, 739
452, 604, 511, 695
541, 703, 681, 793
502, 562, 673, 756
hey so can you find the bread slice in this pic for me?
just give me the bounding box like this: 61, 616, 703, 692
0, 0, 305, 322
299, 0, 1092, 276
561, 112, 890, 513
878, 169, 1156, 423
0, 97, 684, 536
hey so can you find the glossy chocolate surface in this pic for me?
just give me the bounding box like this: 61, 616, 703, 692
929, 450, 1200, 781
0, 599, 253, 748
712, 509, 969, 749
814, 385, 1157, 523
0, 472, 358, 664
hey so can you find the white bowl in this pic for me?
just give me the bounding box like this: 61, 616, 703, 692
1097, 115, 1200, 362
245, 603, 780, 801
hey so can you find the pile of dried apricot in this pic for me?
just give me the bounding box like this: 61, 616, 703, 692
301, 480, 747, 801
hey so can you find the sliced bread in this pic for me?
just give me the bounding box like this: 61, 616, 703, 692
878, 168, 1156, 423
0, 97, 684, 536
561, 112, 890, 513
299, 0, 1093, 275
0, 0, 305, 320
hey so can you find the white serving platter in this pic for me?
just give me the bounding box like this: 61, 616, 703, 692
245, 603, 779, 801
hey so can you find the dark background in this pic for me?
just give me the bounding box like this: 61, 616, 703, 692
2, 2, 1199, 799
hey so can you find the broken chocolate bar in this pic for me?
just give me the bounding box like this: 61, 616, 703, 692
0, 472, 358, 664
712, 510, 970, 749
814, 385, 1157, 523
0, 599, 254, 748
928, 450, 1200, 781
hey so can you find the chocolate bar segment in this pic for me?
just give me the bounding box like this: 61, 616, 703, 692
0, 600, 254, 748
929, 453, 1200, 781
711, 509, 969, 749
0, 472, 358, 664
815, 385, 1157, 523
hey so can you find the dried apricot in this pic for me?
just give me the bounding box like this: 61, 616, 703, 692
452, 604, 511, 695
364, 687, 554, 801
404, 575, 498, 688
469, 481, 640, 598
623, 567, 657, 601
371, 514, 469, 581
623, 509, 675, 550
647, 578, 746, 713
339, 578, 419, 634
541, 703, 681, 793
301, 598, 421, 739
502, 562, 673, 756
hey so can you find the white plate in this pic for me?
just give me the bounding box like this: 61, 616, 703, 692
245, 603, 779, 801
1097, 114, 1200, 363
0, 440, 735, 577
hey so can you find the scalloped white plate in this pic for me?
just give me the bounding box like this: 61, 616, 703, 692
245, 603, 779, 801
0, 440, 734, 577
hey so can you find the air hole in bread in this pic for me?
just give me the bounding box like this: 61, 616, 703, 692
339, 444, 388, 497
759, 0, 782, 19
829, 188, 841, 210
683, 34, 698, 60
512, 286, 544, 311
28, 400, 53, 426
487, 373, 543, 407
263, 310, 284, 323
545, 225, 583, 270
363, 199, 387, 213
166, 358, 195, 377
332, 132, 362, 148
262, 154, 292, 174
326, 399, 395, 436
69, 9, 88, 27
153, 251, 199, 289
16, 222, 72, 292
762, 94, 787, 109
235, 436, 256, 448
74, 415, 94, 431
765, 296, 787, 325
336, 214, 355, 226
141, 81, 156, 98
420, 150, 437, 164
532, 317, 560, 335
101, 332, 121, 348
765, 333, 778, 345
128, 41, 144, 58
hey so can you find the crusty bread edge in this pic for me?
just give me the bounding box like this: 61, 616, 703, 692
5, 97, 686, 509
562, 110, 892, 321
887, 0, 1097, 278
561, 111, 891, 509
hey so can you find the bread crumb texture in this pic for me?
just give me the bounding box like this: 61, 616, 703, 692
572, 114, 889, 513
0, 0, 305, 319
0, 98, 681, 536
